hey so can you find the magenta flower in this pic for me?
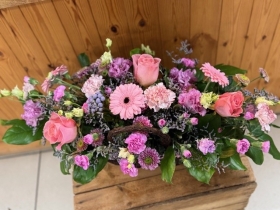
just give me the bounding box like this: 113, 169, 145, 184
200, 63, 229, 87
53, 85, 66, 102
178, 89, 206, 116
261, 141, 270, 153
181, 58, 196, 68
244, 112, 255, 120
255, 103, 277, 131
169, 68, 196, 91
119, 159, 138, 177
138, 148, 160, 170
133, 116, 152, 127
197, 138, 216, 155
74, 155, 90, 170
125, 132, 147, 154
183, 150, 192, 158
158, 119, 166, 127
83, 134, 93, 145
236, 139, 250, 155
190, 117, 198, 125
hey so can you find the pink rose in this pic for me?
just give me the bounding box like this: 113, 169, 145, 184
214, 91, 244, 117
132, 54, 161, 86
43, 112, 77, 150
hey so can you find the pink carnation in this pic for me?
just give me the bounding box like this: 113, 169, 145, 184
144, 82, 176, 112
81, 74, 104, 98
236, 139, 250, 155
255, 103, 277, 131
53, 85, 66, 102
198, 138, 216, 155
133, 116, 152, 127
74, 155, 90, 170
125, 132, 147, 154
261, 141, 270, 153
119, 159, 138, 177
83, 134, 93, 145
200, 63, 229, 87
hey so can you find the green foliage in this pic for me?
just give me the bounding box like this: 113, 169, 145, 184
214, 64, 247, 75
258, 133, 280, 160
129, 48, 142, 56
60, 160, 71, 175
197, 114, 221, 136
188, 166, 215, 184
2, 119, 45, 145
228, 153, 247, 170
77, 53, 90, 67
248, 119, 264, 137
160, 146, 175, 183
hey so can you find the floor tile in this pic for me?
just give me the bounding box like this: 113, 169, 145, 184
246, 116, 280, 210
0, 152, 39, 210
36, 151, 74, 210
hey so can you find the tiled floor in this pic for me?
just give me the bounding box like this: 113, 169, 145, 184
0, 117, 280, 210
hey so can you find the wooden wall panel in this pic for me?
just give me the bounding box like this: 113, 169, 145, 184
1, 0, 280, 155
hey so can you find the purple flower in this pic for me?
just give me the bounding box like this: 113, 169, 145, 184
169, 68, 196, 91
104, 86, 112, 96
158, 119, 166, 127
83, 134, 93, 145
244, 112, 255, 120
236, 139, 250, 155
261, 141, 270, 153
183, 150, 192, 158
91, 129, 104, 146
138, 148, 160, 170
198, 138, 216, 155
74, 155, 90, 170
133, 116, 152, 127
119, 159, 138, 177
190, 117, 198, 125
125, 132, 147, 154
21, 100, 44, 127
82, 102, 89, 114
178, 89, 206, 116
181, 58, 196, 68
108, 58, 132, 78
53, 85, 66, 102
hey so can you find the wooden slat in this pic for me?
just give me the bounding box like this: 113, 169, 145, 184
0, 0, 48, 9
73, 157, 255, 210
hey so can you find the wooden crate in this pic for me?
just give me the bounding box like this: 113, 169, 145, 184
73, 157, 256, 210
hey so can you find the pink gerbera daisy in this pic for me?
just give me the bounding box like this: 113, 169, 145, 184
200, 63, 229, 87
109, 84, 145, 120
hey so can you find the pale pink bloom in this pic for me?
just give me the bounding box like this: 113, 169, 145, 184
22, 82, 35, 100
133, 116, 152, 127
82, 103, 89, 114
200, 63, 229, 87
255, 103, 277, 131
144, 83, 176, 112
119, 158, 138, 177
198, 138, 216, 155
183, 150, 192, 158
74, 155, 90, 170
53, 85, 66, 102
236, 139, 250, 155
261, 141, 270, 153
190, 117, 198, 125
125, 132, 147, 154
244, 112, 255, 120
41, 79, 51, 93
109, 84, 145, 120
81, 74, 104, 98
259, 68, 269, 83
52, 65, 68, 76
24, 76, 30, 83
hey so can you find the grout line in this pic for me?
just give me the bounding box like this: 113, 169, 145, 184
0, 148, 53, 160
34, 151, 42, 210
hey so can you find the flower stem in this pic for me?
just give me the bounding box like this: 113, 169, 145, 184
56, 79, 81, 90
204, 80, 211, 92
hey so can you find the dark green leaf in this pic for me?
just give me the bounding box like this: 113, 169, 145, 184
197, 114, 221, 135
73, 165, 95, 184
130, 48, 142, 56
248, 119, 264, 137
77, 53, 90, 67
229, 153, 247, 170
160, 146, 175, 183
214, 64, 247, 75
188, 166, 215, 184
93, 155, 109, 177
61, 144, 72, 154
246, 146, 264, 165
258, 133, 280, 160
195, 69, 204, 82
271, 123, 280, 129
2, 120, 44, 145
60, 160, 71, 175
0, 119, 23, 126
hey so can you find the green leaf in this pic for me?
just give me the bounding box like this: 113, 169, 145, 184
188, 166, 215, 184
93, 155, 109, 177
197, 114, 221, 135
77, 53, 90, 67
229, 153, 247, 170
160, 146, 175, 183
258, 133, 280, 160
0, 119, 23, 126
130, 48, 142, 56
271, 123, 280, 129
73, 165, 95, 184
195, 69, 204, 82
248, 119, 264, 137
60, 160, 71, 175
214, 64, 247, 75
246, 146, 264, 165
2, 120, 44, 145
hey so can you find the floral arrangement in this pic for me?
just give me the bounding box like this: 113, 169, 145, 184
1, 39, 280, 184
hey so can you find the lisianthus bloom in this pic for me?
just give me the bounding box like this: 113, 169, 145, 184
109, 84, 145, 120
190, 117, 198, 125
132, 54, 161, 87
11, 86, 23, 99
21, 100, 44, 127
53, 85, 66, 102
158, 119, 166, 127
236, 139, 250, 155
200, 63, 229, 87
183, 150, 192, 158
259, 67, 269, 82
23, 82, 35, 100
119, 158, 138, 177
178, 89, 206, 116
197, 138, 216, 155
244, 112, 255, 120
261, 141, 270, 153
118, 148, 130, 159
74, 155, 90, 170
125, 132, 147, 154
144, 83, 176, 112
255, 103, 277, 131
81, 74, 104, 98
138, 148, 160, 170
